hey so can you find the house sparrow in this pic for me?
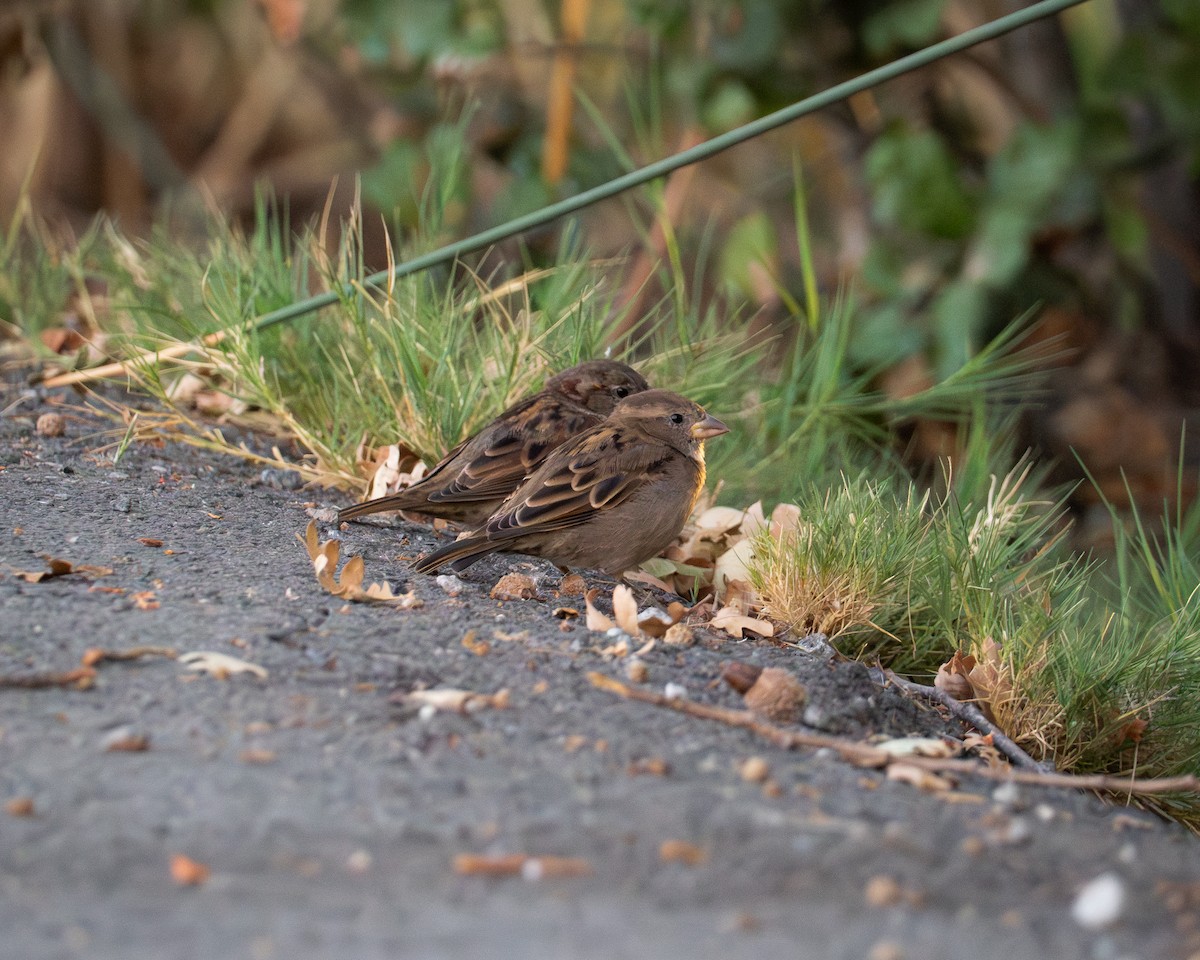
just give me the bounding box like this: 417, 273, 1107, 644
412, 389, 729, 576
339, 360, 650, 526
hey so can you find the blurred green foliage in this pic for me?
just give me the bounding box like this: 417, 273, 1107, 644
327, 0, 1199, 389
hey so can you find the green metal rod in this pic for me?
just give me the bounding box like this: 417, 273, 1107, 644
255, 0, 1088, 332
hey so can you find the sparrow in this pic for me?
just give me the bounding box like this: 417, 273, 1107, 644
338, 360, 650, 526
411, 389, 729, 576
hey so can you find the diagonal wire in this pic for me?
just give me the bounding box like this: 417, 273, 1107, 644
70, 0, 1094, 348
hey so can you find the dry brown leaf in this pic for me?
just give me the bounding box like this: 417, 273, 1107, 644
935, 650, 977, 701
461, 630, 491, 656
178, 651, 268, 680
612, 584, 640, 637
739, 501, 769, 540
623, 569, 676, 594
584, 589, 616, 632
658, 839, 707, 866
875, 737, 958, 759
769, 502, 803, 539
40, 327, 85, 354
131, 591, 160, 611
401, 688, 510, 715
710, 605, 775, 639
452, 853, 591, 878
886, 762, 955, 792
965, 638, 1010, 724
170, 854, 211, 886
11, 558, 113, 583
302, 520, 421, 606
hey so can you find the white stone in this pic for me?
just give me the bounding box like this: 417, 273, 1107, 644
1071, 873, 1125, 930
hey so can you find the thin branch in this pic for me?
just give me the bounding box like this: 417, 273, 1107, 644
885, 670, 1053, 773
588, 673, 1200, 798
0, 667, 95, 690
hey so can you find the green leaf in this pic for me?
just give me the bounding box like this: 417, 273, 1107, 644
863, 0, 949, 56
866, 128, 976, 240
930, 281, 986, 379
719, 211, 777, 300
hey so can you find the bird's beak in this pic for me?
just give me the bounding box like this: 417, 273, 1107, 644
690, 414, 729, 440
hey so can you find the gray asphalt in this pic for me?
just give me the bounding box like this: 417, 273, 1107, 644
2, 401, 1199, 960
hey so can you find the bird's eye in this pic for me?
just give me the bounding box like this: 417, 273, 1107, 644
669, 413, 685, 425
612, 386, 631, 399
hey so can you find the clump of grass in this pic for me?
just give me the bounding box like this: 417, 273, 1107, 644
750, 459, 1200, 825
749, 476, 936, 657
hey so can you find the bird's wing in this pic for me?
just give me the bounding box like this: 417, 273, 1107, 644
483, 428, 676, 540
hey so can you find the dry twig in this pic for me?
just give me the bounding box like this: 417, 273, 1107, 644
885, 670, 1051, 773
587, 672, 1200, 798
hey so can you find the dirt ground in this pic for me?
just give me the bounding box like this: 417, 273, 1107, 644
3, 392, 1200, 960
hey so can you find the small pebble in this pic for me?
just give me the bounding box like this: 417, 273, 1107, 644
663, 622, 695, 647
991, 781, 1022, 809
624, 658, 649, 684
5, 797, 35, 817
260, 468, 303, 490
867, 941, 906, 960
739, 756, 770, 783
36, 412, 65, 437
1071, 872, 1126, 930
436, 575, 464, 597
100, 725, 150, 752
794, 632, 835, 658
663, 683, 688, 700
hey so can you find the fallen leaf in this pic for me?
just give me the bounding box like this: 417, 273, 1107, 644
452, 853, 591, 879
169, 854, 210, 886
612, 584, 640, 636
40, 327, 84, 354
658, 839, 707, 866
301, 521, 422, 606
628, 757, 670, 776
935, 650, 977, 701
711, 605, 774, 639
400, 688, 509, 715
103, 730, 150, 752
11, 558, 113, 583
137, 538, 164, 548
131, 591, 159, 610
584, 589, 616, 632
178, 651, 268, 680
5, 797, 35, 817
875, 737, 958, 759
713, 539, 758, 605
886, 762, 955, 792
461, 630, 491, 656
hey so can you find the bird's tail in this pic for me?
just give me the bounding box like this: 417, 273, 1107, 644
338, 492, 421, 523
411, 536, 493, 575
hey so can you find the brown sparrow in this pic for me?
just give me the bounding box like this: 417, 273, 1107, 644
339, 360, 649, 526
412, 389, 728, 575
